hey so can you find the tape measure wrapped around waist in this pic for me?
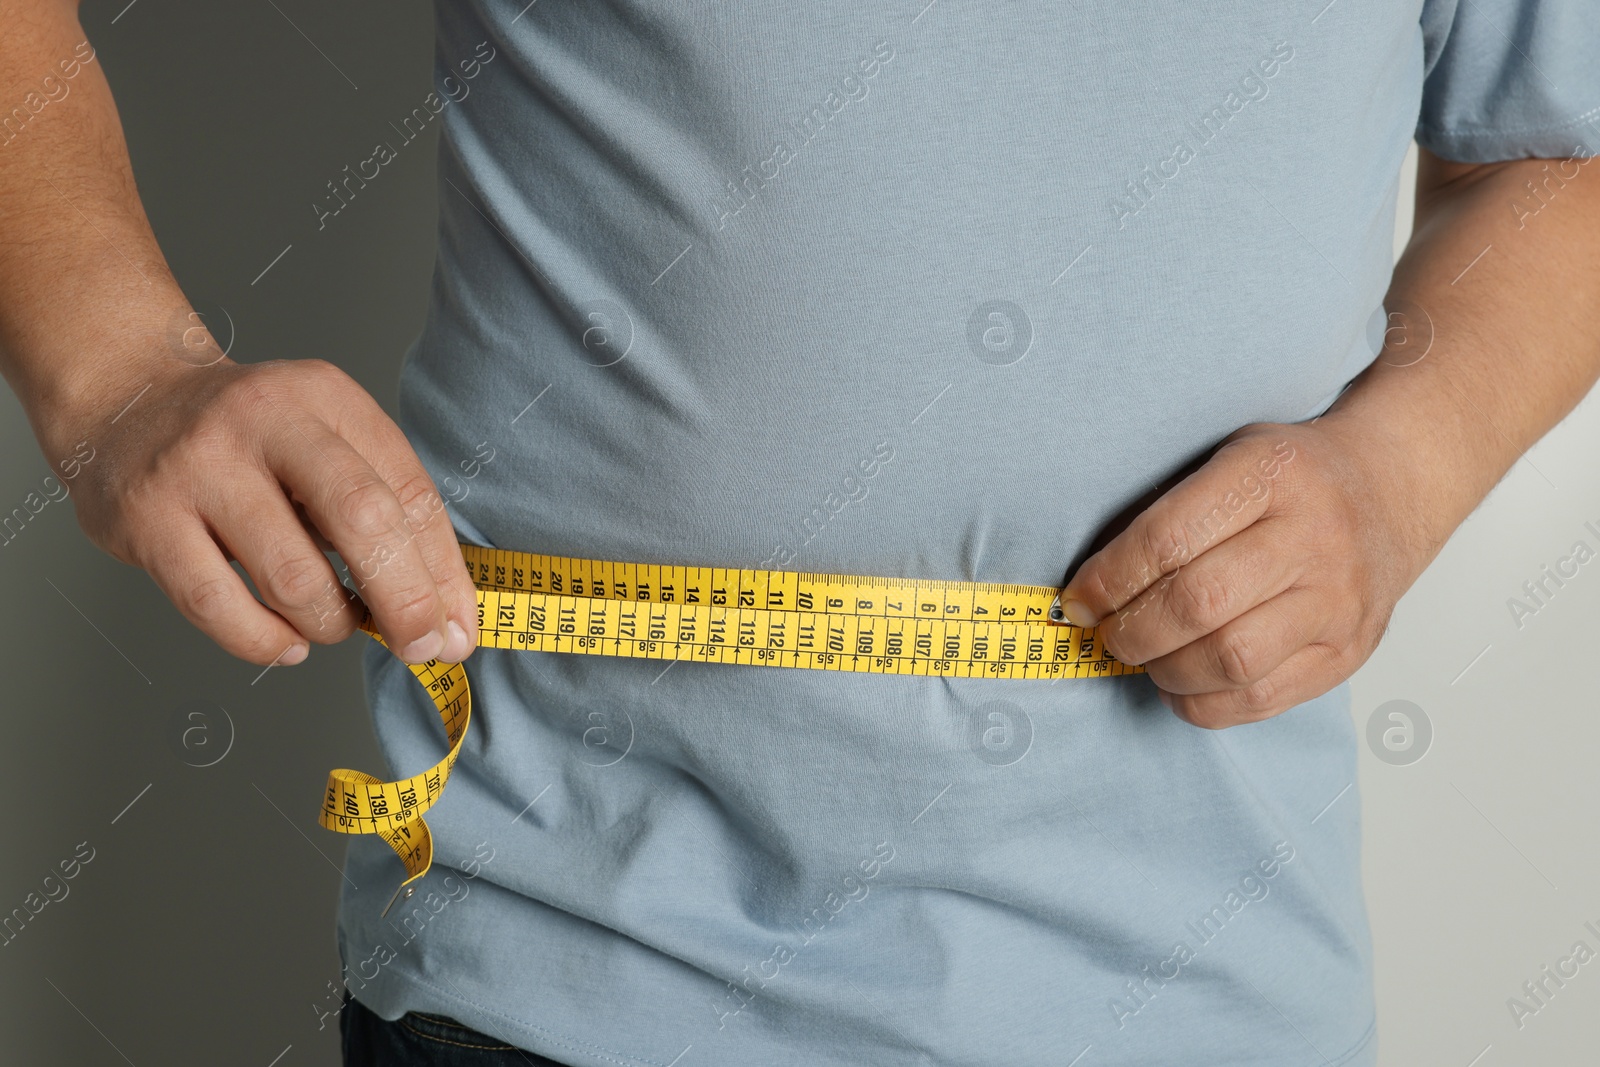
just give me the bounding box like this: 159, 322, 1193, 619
319, 543, 1142, 906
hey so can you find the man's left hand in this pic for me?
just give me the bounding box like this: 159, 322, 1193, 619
1055, 419, 1430, 729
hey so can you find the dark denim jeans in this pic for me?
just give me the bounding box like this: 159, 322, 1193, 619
340, 990, 573, 1066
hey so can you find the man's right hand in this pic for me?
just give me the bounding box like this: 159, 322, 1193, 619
52, 353, 481, 668
0, 3, 476, 669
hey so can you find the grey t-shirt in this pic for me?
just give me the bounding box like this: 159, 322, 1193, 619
336, 2, 1599, 1063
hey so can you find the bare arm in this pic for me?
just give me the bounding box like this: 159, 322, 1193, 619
1054, 147, 1600, 727
1321, 147, 1600, 554
0, 0, 479, 666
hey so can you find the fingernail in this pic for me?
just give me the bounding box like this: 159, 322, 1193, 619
440, 620, 472, 663
282, 643, 309, 666
399, 630, 445, 664
1060, 598, 1101, 628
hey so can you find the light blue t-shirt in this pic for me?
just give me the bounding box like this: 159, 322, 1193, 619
336, 2, 1600, 1064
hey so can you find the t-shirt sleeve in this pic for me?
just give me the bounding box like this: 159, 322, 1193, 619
1416, 0, 1600, 162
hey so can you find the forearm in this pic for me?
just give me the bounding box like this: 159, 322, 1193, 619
0, 0, 190, 452
1321, 149, 1600, 566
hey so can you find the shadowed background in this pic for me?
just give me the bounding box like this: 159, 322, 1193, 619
1, 2, 1597, 1063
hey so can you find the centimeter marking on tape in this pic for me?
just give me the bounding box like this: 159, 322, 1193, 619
319, 544, 1142, 911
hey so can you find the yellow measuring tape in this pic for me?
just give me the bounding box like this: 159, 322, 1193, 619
319, 544, 1141, 911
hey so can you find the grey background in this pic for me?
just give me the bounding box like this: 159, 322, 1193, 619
1, 3, 1596, 1064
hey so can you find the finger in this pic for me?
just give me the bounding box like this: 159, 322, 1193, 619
1098, 525, 1300, 666
202, 477, 363, 645
264, 421, 456, 665
141, 516, 312, 667
337, 415, 480, 662
1163, 639, 1351, 730
1143, 585, 1330, 696
214, 503, 336, 563
1054, 437, 1297, 627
